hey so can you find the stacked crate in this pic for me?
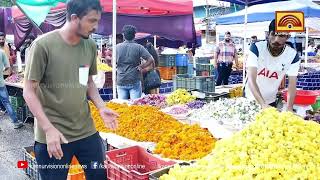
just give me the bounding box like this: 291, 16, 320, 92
173, 74, 215, 93
158, 54, 177, 80
176, 54, 188, 75
9, 96, 25, 114
195, 57, 215, 76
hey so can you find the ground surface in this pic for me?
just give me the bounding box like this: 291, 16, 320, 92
0, 115, 33, 180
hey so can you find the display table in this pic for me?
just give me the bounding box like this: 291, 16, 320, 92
5, 82, 24, 89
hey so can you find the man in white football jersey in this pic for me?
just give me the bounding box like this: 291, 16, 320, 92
245, 19, 300, 112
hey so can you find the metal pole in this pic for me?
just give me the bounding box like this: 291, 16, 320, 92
153, 35, 157, 48
112, 0, 117, 99
205, 0, 209, 44
304, 27, 309, 66
242, 5, 248, 87
100, 38, 103, 54
11, 0, 43, 34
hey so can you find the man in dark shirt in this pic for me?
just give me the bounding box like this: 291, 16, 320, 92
116, 25, 154, 100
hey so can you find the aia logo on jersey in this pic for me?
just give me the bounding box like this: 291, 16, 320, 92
258, 68, 279, 79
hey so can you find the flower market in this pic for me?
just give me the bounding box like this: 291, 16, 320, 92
0, 0, 320, 180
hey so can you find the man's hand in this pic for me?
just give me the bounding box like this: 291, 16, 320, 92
45, 127, 68, 160
99, 107, 119, 130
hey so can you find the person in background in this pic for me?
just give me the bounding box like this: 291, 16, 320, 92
101, 43, 107, 59
0, 32, 10, 61
307, 40, 315, 53
214, 31, 239, 86
190, 43, 196, 56
116, 25, 154, 100
251, 36, 258, 44
142, 42, 160, 94
315, 44, 320, 55
116, 34, 124, 44
23, 0, 118, 179
0, 49, 24, 130
245, 19, 300, 111
21, 34, 36, 64
7, 43, 17, 65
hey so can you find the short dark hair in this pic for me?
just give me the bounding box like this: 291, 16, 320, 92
122, 25, 137, 41
66, 0, 102, 21
28, 34, 36, 41
225, 31, 231, 35
251, 35, 257, 39
0, 32, 5, 37
269, 19, 276, 33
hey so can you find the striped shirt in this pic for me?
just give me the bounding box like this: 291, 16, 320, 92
216, 41, 236, 63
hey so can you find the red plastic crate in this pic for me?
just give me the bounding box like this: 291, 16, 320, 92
158, 67, 176, 80
283, 90, 319, 105
105, 146, 175, 180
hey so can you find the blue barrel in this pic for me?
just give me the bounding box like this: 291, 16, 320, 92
176, 54, 188, 67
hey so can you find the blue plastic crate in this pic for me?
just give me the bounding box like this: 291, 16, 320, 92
176, 54, 188, 67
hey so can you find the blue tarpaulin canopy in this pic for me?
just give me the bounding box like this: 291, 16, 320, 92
216, 0, 320, 25
220, 0, 288, 6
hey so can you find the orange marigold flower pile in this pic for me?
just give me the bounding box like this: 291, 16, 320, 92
154, 124, 215, 160
90, 102, 215, 160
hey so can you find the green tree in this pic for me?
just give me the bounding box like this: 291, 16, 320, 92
0, 0, 14, 7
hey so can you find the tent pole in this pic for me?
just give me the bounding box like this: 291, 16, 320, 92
243, 5, 248, 87
205, 0, 209, 43
304, 27, 309, 66
154, 35, 157, 47
100, 38, 103, 55
11, 0, 43, 34
112, 0, 117, 99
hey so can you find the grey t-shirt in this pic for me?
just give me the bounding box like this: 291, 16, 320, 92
116, 41, 152, 86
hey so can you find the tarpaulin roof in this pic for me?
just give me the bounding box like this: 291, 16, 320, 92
220, 0, 288, 6
11, 0, 196, 48
216, 0, 320, 25
12, 0, 193, 20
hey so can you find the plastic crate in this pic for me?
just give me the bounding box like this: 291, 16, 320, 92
196, 63, 214, 72
105, 146, 175, 180
23, 146, 86, 180
196, 70, 213, 76
9, 96, 25, 108
175, 54, 188, 67
176, 67, 188, 74
173, 74, 215, 92
196, 57, 211, 64
25, 105, 34, 118
202, 92, 230, 103
159, 55, 176, 67
149, 162, 191, 180
17, 106, 27, 122
159, 67, 176, 80
23, 146, 41, 180
104, 72, 113, 88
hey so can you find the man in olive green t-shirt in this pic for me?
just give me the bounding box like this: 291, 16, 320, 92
23, 0, 118, 180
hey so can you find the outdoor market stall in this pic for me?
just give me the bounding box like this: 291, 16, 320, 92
4, 0, 320, 180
